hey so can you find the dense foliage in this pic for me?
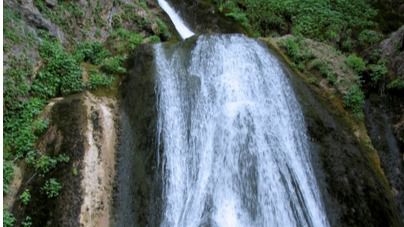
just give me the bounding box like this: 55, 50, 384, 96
215, 0, 380, 49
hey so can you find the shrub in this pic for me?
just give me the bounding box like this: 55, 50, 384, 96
4, 210, 15, 227
358, 29, 383, 47
74, 41, 111, 65
3, 161, 14, 193
88, 70, 114, 90
20, 189, 31, 205
32, 119, 49, 136
147, 35, 161, 44
279, 37, 313, 65
344, 85, 365, 118
100, 56, 126, 74
387, 78, 404, 90
35, 154, 70, 175
345, 54, 366, 74
109, 28, 144, 53
3, 57, 32, 113
42, 178, 62, 198
32, 39, 83, 98
368, 61, 388, 83
156, 19, 171, 39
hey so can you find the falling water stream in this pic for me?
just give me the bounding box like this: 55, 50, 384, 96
118, 1, 330, 226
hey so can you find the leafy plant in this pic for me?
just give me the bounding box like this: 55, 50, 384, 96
35, 154, 70, 175
387, 78, 404, 90
32, 119, 49, 136
100, 56, 126, 74
345, 54, 366, 75
88, 70, 115, 90
74, 41, 111, 65
279, 37, 313, 65
368, 61, 388, 83
3, 210, 15, 227
20, 189, 31, 206
358, 29, 383, 47
42, 178, 62, 198
32, 39, 84, 98
344, 85, 365, 118
3, 161, 14, 194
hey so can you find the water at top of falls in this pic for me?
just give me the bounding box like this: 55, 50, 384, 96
157, 0, 195, 39
153, 34, 330, 227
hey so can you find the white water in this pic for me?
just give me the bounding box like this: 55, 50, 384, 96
154, 35, 330, 227
157, 0, 195, 39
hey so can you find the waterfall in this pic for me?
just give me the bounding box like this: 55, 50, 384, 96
153, 35, 330, 227
157, 0, 194, 39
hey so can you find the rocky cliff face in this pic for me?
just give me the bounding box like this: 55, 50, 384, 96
3, 0, 175, 226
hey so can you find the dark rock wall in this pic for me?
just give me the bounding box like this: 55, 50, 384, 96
275, 48, 403, 227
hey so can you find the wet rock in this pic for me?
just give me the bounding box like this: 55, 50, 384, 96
380, 26, 404, 81
289, 73, 403, 227
44, 0, 57, 8
11, 93, 118, 227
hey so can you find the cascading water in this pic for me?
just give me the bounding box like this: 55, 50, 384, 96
157, 0, 194, 39
114, 1, 331, 226
153, 34, 330, 227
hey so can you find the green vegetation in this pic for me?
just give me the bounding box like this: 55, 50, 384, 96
32, 39, 84, 98
88, 70, 115, 90
310, 59, 337, 85
345, 54, 367, 75
3, 210, 15, 227
41, 178, 62, 199
387, 78, 404, 90
344, 85, 365, 118
74, 41, 111, 65
20, 189, 31, 206
100, 56, 127, 74
215, 0, 378, 46
279, 36, 314, 69
34, 154, 70, 175
3, 161, 14, 193
368, 61, 388, 83
108, 28, 145, 53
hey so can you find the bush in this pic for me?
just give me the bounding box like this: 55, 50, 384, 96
156, 19, 171, 39
35, 154, 70, 175
4, 97, 46, 159
20, 189, 31, 205
3, 161, 14, 193
358, 29, 383, 47
368, 61, 388, 83
3, 210, 15, 227
344, 85, 365, 118
41, 178, 62, 198
109, 28, 144, 53
32, 119, 49, 136
345, 54, 366, 74
3, 57, 32, 113
387, 78, 404, 90
88, 70, 114, 90
74, 41, 111, 65
100, 56, 126, 74
32, 39, 84, 98
279, 37, 313, 65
